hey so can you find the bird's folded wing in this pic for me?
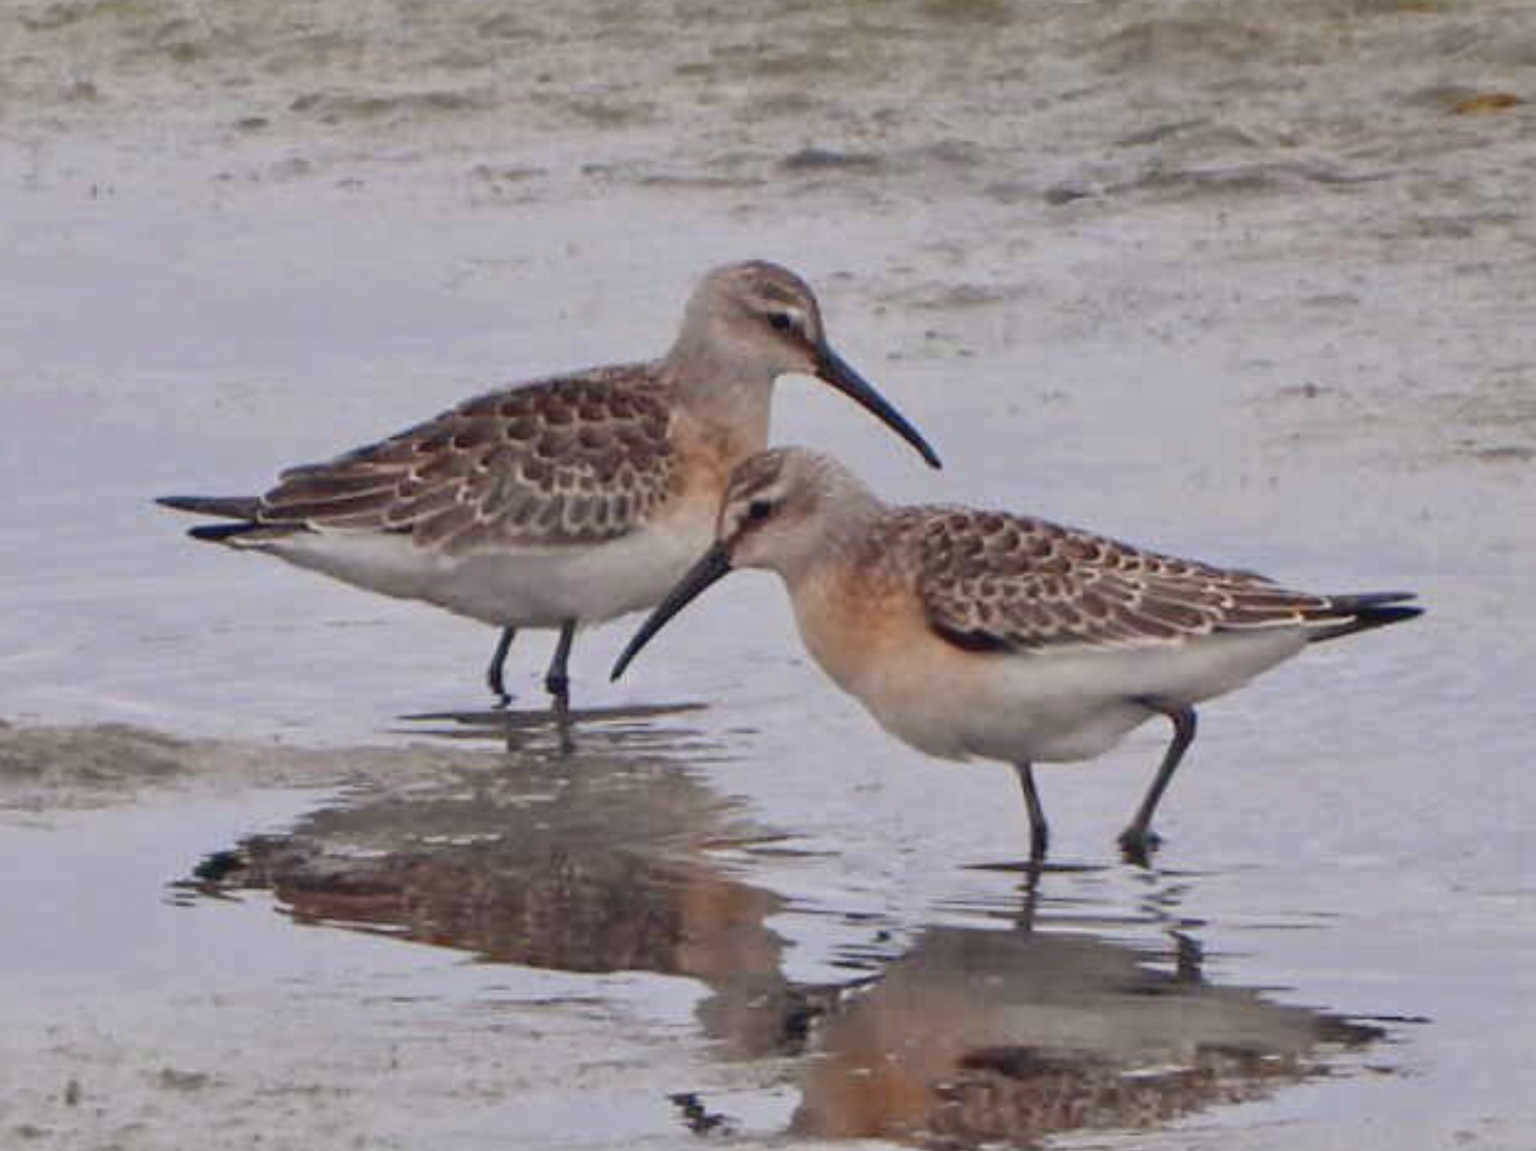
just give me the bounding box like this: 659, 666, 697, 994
909, 509, 1339, 654
254, 368, 678, 554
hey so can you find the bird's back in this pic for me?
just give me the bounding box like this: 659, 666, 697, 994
213, 364, 683, 554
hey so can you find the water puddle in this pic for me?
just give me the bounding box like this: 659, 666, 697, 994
787, 911, 1380, 1145
172, 717, 1391, 1148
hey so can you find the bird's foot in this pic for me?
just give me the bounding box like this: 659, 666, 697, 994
544, 673, 570, 708
1117, 825, 1163, 867
1029, 825, 1050, 863
546, 679, 575, 754
487, 668, 512, 710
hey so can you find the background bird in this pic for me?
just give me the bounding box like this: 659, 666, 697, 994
159, 263, 941, 712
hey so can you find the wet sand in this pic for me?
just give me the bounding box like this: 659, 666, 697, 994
3, 0, 1536, 1147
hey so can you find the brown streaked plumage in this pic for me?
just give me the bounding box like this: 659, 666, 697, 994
613, 448, 1422, 863
252, 367, 679, 553
158, 263, 941, 712
873, 507, 1389, 654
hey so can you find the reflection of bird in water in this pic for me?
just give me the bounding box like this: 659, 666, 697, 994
159, 262, 939, 713
397, 700, 705, 736
192, 725, 823, 1059
394, 698, 709, 757
615, 448, 1421, 862
188, 721, 1386, 1146
793, 917, 1381, 1146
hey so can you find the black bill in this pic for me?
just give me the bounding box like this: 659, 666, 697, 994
816, 343, 942, 470
611, 542, 734, 682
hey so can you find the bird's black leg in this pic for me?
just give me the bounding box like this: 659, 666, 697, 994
1014, 762, 1050, 862
486, 627, 516, 708
544, 620, 577, 715
1118, 703, 1198, 864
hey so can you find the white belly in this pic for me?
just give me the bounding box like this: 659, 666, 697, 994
839, 629, 1309, 766
255, 515, 714, 629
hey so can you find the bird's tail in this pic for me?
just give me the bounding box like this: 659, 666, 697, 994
1308, 591, 1423, 643
156, 494, 261, 520
156, 494, 265, 544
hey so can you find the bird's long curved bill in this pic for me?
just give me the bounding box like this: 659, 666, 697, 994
816, 344, 942, 470
611, 542, 733, 682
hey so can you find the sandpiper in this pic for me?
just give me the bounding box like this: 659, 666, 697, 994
159, 263, 940, 710
613, 448, 1422, 861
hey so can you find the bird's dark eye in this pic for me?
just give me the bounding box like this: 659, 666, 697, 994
747, 499, 773, 522
767, 312, 794, 333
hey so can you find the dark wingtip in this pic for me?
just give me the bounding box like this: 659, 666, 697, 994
187, 521, 259, 543
930, 620, 1008, 653
158, 494, 263, 520
1350, 603, 1425, 630
1311, 593, 1424, 642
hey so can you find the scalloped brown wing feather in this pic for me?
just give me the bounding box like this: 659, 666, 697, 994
252, 367, 678, 555
900, 508, 1345, 654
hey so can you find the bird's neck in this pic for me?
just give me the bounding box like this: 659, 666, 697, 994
660, 341, 777, 456
784, 507, 907, 697
782, 490, 890, 590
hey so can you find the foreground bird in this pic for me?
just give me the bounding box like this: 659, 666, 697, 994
613, 448, 1422, 861
159, 262, 940, 710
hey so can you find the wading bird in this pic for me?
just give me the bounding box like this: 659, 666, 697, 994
160, 263, 940, 711
613, 448, 1421, 861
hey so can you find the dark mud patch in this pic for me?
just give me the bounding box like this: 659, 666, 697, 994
1096, 18, 1278, 71
0, 705, 709, 816
779, 147, 886, 175
0, 721, 191, 812
288, 87, 490, 125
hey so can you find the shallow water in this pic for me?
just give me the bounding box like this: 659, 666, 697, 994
0, 727, 1391, 1149
4, 0, 1536, 1146
209, 762, 1388, 1147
